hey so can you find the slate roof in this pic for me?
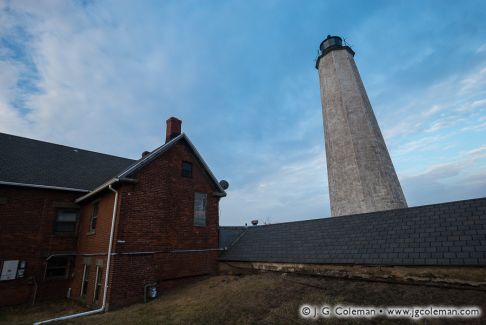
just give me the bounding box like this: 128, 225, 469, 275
0, 132, 136, 191
219, 226, 247, 249
220, 198, 486, 266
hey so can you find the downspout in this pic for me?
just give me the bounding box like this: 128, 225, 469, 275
33, 184, 120, 325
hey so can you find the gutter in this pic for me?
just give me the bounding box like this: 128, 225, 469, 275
0, 181, 89, 193
75, 177, 136, 203
34, 185, 120, 324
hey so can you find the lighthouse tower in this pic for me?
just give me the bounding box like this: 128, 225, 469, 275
316, 35, 407, 217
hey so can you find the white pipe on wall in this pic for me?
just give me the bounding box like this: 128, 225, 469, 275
33, 184, 119, 325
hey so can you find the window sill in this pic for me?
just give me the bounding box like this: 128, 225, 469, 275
86, 230, 96, 236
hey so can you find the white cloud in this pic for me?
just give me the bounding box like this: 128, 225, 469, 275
476, 43, 486, 54
471, 98, 486, 109
394, 135, 443, 155
401, 144, 486, 205
220, 146, 329, 225
1, 1, 485, 226
466, 145, 486, 159
0, 1, 203, 157
381, 62, 486, 141
459, 67, 486, 94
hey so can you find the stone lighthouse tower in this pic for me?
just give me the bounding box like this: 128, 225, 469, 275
316, 35, 407, 217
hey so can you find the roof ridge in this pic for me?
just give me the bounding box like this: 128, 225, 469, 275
76, 132, 226, 202
240, 196, 486, 229
219, 226, 247, 229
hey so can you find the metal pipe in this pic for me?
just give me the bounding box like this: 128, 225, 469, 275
113, 248, 224, 255
44, 252, 105, 261
31, 276, 38, 306
0, 180, 89, 193
169, 248, 224, 253
33, 185, 119, 325
42, 247, 223, 261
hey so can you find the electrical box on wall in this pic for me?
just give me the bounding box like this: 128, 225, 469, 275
17, 260, 26, 278
0, 260, 26, 281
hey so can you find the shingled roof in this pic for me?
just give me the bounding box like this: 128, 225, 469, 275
220, 198, 486, 266
0, 132, 136, 191
219, 226, 247, 249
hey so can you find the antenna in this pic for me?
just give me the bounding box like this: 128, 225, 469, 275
219, 180, 229, 190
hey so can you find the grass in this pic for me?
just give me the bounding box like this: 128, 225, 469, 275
0, 299, 86, 325
1, 272, 485, 325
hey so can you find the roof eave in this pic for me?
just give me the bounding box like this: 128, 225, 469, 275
0, 180, 90, 193
75, 178, 118, 203
75, 132, 226, 202
180, 134, 227, 196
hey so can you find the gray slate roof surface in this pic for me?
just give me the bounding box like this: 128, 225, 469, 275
219, 226, 247, 249
0, 132, 136, 191
220, 198, 486, 266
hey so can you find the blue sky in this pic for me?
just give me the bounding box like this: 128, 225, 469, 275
1, 0, 485, 226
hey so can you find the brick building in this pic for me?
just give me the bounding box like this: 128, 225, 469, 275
0, 117, 226, 308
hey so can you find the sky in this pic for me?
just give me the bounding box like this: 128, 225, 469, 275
0, 0, 485, 226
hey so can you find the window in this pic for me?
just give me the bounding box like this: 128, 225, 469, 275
54, 209, 78, 234
194, 192, 207, 226
94, 266, 103, 303
181, 161, 193, 178
80, 264, 89, 297
46, 256, 71, 279
89, 202, 99, 233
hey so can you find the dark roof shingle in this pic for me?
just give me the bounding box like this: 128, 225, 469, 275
0, 132, 136, 191
220, 198, 486, 266
219, 226, 247, 249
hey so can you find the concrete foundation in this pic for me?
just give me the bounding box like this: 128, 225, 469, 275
317, 37, 407, 216
219, 261, 486, 289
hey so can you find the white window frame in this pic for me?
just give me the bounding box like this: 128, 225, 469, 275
93, 265, 103, 303
194, 192, 207, 227
89, 202, 99, 233
80, 264, 89, 297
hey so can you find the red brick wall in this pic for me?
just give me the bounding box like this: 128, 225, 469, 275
76, 192, 116, 254
70, 255, 107, 308
70, 191, 117, 307
0, 186, 81, 306
108, 251, 218, 308
1, 138, 222, 308
106, 140, 221, 308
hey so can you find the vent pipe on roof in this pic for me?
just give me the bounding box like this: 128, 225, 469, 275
166, 117, 182, 143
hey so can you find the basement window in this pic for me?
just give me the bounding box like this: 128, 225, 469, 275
181, 161, 193, 178
89, 202, 99, 233
46, 256, 71, 279
194, 192, 207, 226
94, 266, 103, 303
54, 209, 78, 235
80, 264, 90, 297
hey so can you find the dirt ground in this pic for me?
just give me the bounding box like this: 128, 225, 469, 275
1, 272, 485, 325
